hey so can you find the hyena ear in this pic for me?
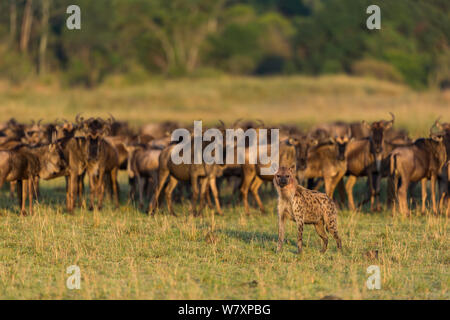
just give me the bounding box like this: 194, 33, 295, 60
289, 164, 296, 172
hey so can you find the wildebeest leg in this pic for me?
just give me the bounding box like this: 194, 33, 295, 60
77, 174, 84, 208
15, 180, 22, 212
345, 175, 358, 211
137, 175, 145, 210
314, 220, 328, 253
438, 163, 448, 211
10, 181, 16, 199
420, 178, 427, 215
97, 170, 106, 210
198, 177, 209, 216
398, 176, 410, 216
164, 176, 178, 216
430, 174, 437, 214
374, 173, 382, 212
240, 166, 256, 215
336, 179, 346, 207
67, 174, 78, 213
205, 181, 214, 210
446, 196, 450, 217
250, 176, 265, 214
88, 173, 96, 211
21, 180, 27, 216
65, 176, 70, 207
105, 172, 113, 200
386, 176, 395, 209
28, 178, 33, 216
110, 168, 119, 208
324, 176, 334, 199
368, 172, 376, 211
190, 175, 200, 216
34, 176, 40, 201
128, 176, 136, 205
148, 168, 169, 215
208, 175, 223, 216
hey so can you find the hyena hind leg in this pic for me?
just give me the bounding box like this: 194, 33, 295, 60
314, 221, 328, 253
325, 217, 342, 251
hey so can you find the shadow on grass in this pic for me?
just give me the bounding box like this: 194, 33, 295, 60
219, 228, 297, 251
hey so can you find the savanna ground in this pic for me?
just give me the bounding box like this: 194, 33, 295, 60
0, 75, 449, 299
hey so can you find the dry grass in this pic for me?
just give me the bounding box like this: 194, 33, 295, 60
1, 75, 449, 137
0, 177, 448, 299
0, 75, 448, 299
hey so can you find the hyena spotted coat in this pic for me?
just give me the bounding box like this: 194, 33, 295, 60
274, 166, 342, 254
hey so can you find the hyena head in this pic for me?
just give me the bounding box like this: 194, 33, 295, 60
274, 165, 297, 188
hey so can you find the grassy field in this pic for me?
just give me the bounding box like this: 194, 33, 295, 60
0, 176, 448, 299
1, 75, 449, 136
0, 75, 448, 299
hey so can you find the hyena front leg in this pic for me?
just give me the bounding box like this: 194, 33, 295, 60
277, 211, 287, 252
294, 216, 304, 254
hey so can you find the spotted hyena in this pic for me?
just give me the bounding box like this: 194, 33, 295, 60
274, 166, 342, 254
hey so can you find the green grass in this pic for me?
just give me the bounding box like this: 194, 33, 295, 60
0, 175, 448, 299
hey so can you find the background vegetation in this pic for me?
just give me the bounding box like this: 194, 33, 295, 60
0, 0, 449, 89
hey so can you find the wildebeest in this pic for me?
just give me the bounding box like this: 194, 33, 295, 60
390, 125, 447, 216
125, 143, 162, 209
341, 113, 395, 211
148, 127, 227, 216
78, 116, 120, 211
435, 119, 450, 212
297, 130, 350, 201
0, 140, 65, 215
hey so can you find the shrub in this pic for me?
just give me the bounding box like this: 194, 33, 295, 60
351, 58, 404, 83
0, 45, 34, 84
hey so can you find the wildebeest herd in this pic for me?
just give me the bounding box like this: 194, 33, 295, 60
0, 114, 449, 217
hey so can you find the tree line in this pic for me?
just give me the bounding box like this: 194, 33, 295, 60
0, 0, 449, 88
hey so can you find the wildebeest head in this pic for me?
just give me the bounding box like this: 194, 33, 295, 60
78, 116, 112, 161
40, 133, 66, 179
289, 135, 318, 170
362, 113, 394, 155
54, 119, 76, 140
23, 120, 46, 146
330, 127, 351, 161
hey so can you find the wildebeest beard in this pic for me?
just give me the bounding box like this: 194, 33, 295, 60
88, 136, 101, 160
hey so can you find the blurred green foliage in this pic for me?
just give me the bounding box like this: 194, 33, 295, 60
0, 0, 448, 88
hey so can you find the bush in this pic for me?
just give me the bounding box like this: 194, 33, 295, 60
351, 58, 404, 83
0, 45, 34, 84
383, 50, 431, 89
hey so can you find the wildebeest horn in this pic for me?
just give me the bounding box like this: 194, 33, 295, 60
389, 112, 395, 124
434, 116, 443, 131
107, 113, 116, 124
232, 118, 243, 128
256, 119, 265, 127
75, 113, 84, 125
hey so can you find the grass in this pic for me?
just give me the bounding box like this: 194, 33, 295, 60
1, 75, 449, 137
0, 175, 448, 299
0, 75, 448, 299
